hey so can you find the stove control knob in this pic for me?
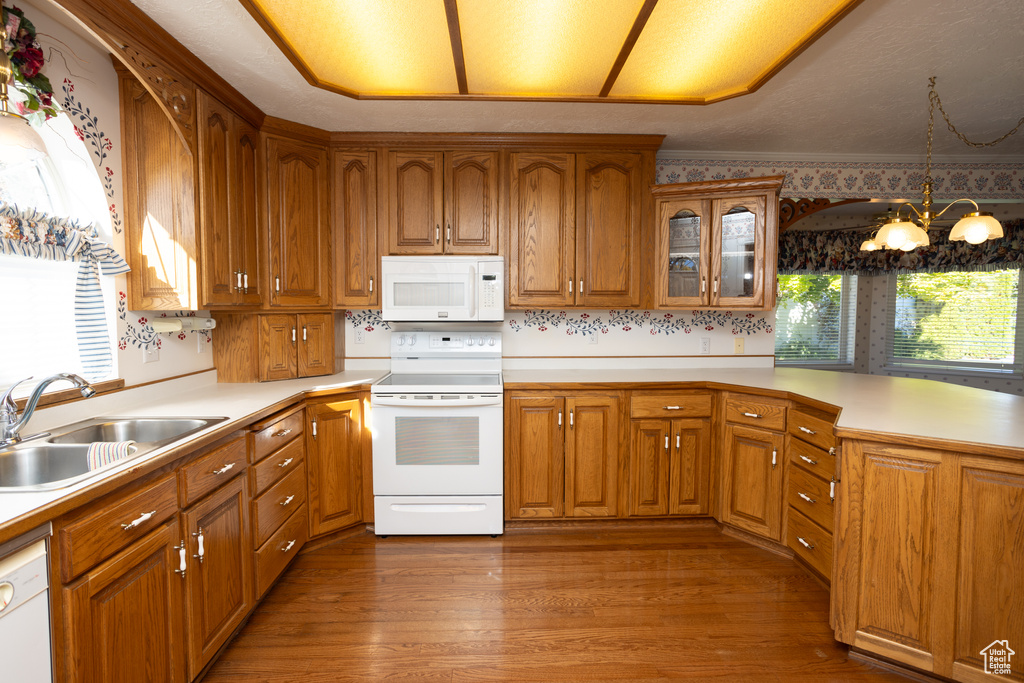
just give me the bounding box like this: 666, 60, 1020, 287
466, 338, 475, 346
476, 337, 485, 346
408, 335, 417, 346
487, 337, 496, 346
396, 335, 406, 346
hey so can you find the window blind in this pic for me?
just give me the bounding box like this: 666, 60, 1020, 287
775, 273, 858, 364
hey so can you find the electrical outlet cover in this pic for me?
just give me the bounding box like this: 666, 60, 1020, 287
354, 328, 365, 344
142, 344, 159, 363
700, 337, 711, 354
734, 337, 745, 354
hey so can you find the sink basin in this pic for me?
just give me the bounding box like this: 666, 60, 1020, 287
49, 418, 216, 446
0, 443, 136, 490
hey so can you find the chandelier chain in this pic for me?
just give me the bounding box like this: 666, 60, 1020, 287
929, 76, 1024, 148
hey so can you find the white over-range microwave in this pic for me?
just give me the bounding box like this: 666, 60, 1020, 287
380, 255, 504, 322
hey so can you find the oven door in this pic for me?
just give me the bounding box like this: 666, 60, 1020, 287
371, 393, 503, 495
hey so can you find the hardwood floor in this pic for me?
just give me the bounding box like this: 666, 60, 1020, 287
204, 525, 910, 682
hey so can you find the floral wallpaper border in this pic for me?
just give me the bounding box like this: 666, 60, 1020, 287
117, 291, 211, 351
63, 79, 121, 234
656, 158, 1024, 200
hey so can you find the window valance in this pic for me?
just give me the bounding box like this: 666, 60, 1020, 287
778, 218, 1024, 275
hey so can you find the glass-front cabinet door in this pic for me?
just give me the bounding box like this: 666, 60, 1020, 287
712, 195, 767, 308
659, 198, 711, 307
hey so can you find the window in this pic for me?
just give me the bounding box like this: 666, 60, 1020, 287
886, 269, 1024, 375
775, 273, 858, 365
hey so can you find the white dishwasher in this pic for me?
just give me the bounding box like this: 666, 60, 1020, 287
0, 531, 52, 683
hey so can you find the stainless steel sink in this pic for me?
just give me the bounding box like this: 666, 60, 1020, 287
0, 416, 228, 491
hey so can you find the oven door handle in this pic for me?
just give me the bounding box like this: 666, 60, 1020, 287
372, 395, 503, 407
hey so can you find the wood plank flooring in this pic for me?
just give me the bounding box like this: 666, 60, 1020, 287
204, 526, 911, 682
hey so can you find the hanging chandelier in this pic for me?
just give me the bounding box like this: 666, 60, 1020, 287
862, 77, 1022, 252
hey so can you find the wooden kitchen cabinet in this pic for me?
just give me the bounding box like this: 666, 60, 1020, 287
211, 312, 341, 382
652, 176, 784, 310
117, 67, 198, 311
306, 396, 365, 536
181, 474, 252, 679
333, 148, 380, 306
505, 392, 621, 519
387, 149, 499, 254
265, 132, 331, 308
196, 90, 262, 307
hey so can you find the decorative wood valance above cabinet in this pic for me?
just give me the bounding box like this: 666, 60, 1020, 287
652, 176, 785, 311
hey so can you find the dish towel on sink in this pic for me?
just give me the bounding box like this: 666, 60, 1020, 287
87, 441, 137, 470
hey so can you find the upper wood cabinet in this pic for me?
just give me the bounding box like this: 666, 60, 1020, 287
211, 312, 340, 383
332, 149, 380, 307
264, 133, 331, 308
508, 151, 646, 308
652, 176, 784, 310
387, 150, 499, 254
197, 91, 262, 307
118, 68, 197, 311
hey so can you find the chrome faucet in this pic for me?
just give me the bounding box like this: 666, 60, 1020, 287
0, 374, 96, 446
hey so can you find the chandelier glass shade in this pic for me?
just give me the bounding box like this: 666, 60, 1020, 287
0, 1, 47, 164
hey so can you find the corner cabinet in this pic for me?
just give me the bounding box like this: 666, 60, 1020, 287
652, 176, 784, 310
264, 133, 331, 308
211, 312, 340, 383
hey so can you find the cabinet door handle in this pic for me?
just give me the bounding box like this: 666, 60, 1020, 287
121, 510, 156, 531
235, 271, 242, 291
283, 540, 296, 553
743, 412, 762, 419
275, 276, 280, 293
799, 454, 817, 466
798, 426, 817, 435
212, 462, 235, 475
312, 419, 317, 439
830, 478, 836, 503
280, 495, 295, 507
435, 225, 440, 243
797, 537, 815, 550
558, 411, 562, 428
369, 277, 374, 293
797, 492, 816, 504
664, 435, 669, 450
446, 225, 451, 243
302, 326, 307, 342
292, 327, 297, 344
579, 279, 583, 295
193, 527, 205, 563
664, 405, 680, 410
273, 429, 292, 438
174, 541, 187, 578
568, 279, 573, 294
243, 271, 249, 293
701, 278, 706, 293
277, 457, 294, 468
569, 410, 574, 428
676, 434, 681, 449
712, 278, 718, 294
771, 449, 777, 468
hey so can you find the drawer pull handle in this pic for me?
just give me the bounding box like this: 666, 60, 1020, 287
280, 495, 295, 507
797, 537, 815, 550
121, 510, 156, 531
829, 446, 836, 456
799, 455, 818, 466
743, 412, 762, 419
212, 462, 235, 475
273, 428, 292, 438
277, 457, 294, 468
664, 405, 680, 410
798, 492, 816, 504
193, 527, 205, 563
798, 426, 816, 435
283, 540, 296, 553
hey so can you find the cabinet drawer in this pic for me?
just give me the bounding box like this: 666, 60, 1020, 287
788, 464, 834, 532
255, 505, 307, 598
59, 473, 178, 582
630, 393, 712, 419
179, 436, 247, 508
725, 395, 787, 431
250, 409, 304, 464
252, 461, 307, 547
250, 436, 304, 496
789, 438, 836, 482
788, 407, 837, 452
787, 506, 833, 581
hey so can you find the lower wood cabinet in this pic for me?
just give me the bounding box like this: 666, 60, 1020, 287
505, 392, 622, 519
211, 312, 342, 383
306, 396, 365, 536
720, 422, 785, 541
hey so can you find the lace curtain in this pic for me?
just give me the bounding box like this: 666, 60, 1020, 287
778, 218, 1024, 275
0, 203, 130, 380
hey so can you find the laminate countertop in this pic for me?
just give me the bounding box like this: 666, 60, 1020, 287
504, 367, 1024, 454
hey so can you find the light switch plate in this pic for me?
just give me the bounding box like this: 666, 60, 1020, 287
734, 337, 744, 354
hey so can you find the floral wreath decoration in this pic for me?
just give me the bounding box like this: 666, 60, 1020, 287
2, 4, 59, 123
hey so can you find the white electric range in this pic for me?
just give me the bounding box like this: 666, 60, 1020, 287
370, 330, 503, 535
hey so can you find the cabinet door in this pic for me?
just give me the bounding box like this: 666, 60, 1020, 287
565, 395, 620, 517
182, 475, 253, 679
388, 150, 444, 253
259, 314, 297, 381
670, 418, 711, 515
576, 152, 641, 307
119, 74, 197, 311
333, 149, 379, 306
197, 92, 238, 307
720, 423, 784, 540
307, 398, 364, 536
711, 194, 767, 308
265, 135, 331, 307
445, 150, 499, 254
508, 152, 575, 306
235, 121, 262, 305
505, 395, 565, 518
297, 313, 334, 378
63, 518, 187, 683
657, 198, 712, 307
629, 419, 671, 516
